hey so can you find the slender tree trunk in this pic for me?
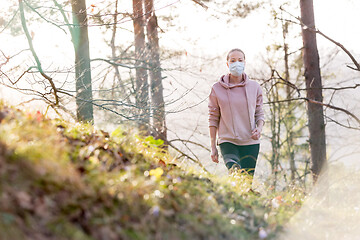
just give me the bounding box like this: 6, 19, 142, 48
144, 0, 167, 142
71, 0, 93, 122
275, 90, 281, 188
282, 20, 297, 183
111, 0, 124, 98
132, 0, 150, 133
300, 0, 327, 181
269, 84, 281, 189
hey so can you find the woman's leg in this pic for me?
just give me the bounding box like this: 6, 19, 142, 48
219, 142, 241, 170
238, 144, 260, 175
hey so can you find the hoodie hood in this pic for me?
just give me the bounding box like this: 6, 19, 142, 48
219, 73, 248, 89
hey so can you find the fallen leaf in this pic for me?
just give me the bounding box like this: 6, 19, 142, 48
158, 159, 166, 167
15, 191, 32, 210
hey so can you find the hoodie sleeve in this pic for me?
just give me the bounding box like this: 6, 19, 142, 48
208, 86, 220, 128
255, 85, 265, 125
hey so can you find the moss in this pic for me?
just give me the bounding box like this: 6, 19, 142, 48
0, 104, 305, 240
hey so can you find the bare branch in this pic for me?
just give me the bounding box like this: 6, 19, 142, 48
56, 89, 136, 120
52, 0, 75, 39
169, 139, 210, 152
0, 80, 55, 104
314, 29, 360, 71
91, 58, 150, 70
24, 0, 67, 34
279, 6, 360, 71
273, 69, 301, 97
191, 0, 209, 9
164, 139, 209, 173
318, 84, 360, 91
0, 50, 10, 69
0, 8, 19, 34
325, 116, 360, 131
265, 97, 360, 127
19, 0, 59, 105
306, 98, 360, 126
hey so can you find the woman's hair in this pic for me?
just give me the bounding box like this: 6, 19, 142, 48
226, 48, 246, 61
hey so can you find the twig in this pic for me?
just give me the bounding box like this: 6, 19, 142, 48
169, 139, 210, 152
279, 6, 360, 71
300, 84, 360, 91
19, 0, 59, 105
306, 98, 360, 126
325, 116, 360, 131
191, 0, 209, 9
91, 58, 150, 70
0, 8, 19, 34
315, 29, 360, 71
24, 0, 67, 34
56, 89, 137, 120
265, 97, 360, 126
52, 0, 73, 37
164, 139, 209, 173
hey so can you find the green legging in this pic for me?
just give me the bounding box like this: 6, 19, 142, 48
219, 142, 260, 175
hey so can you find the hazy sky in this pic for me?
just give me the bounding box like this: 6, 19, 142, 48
1, 0, 360, 171
2, 0, 360, 70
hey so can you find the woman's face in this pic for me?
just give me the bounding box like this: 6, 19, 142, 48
227, 51, 245, 68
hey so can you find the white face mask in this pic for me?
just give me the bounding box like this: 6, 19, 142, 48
229, 61, 245, 76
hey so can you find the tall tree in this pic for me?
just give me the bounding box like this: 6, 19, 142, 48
132, 0, 150, 133
144, 0, 166, 142
300, 0, 326, 180
261, 3, 311, 188
281, 18, 297, 183
110, 0, 124, 94
71, 0, 94, 122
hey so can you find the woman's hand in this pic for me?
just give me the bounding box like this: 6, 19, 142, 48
211, 146, 219, 163
251, 127, 262, 140
251, 120, 264, 140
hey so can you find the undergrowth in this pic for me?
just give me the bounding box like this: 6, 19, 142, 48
0, 101, 305, 240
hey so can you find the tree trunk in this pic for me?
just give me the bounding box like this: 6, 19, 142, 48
300, 0, 327, 181
132, 0, 150, 133
111, 0, 124, 97
71, 0, 93, 122
144, 0, 167, 142
282, 20, 297, 183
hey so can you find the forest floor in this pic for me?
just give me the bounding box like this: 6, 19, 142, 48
0, 101, 305, 240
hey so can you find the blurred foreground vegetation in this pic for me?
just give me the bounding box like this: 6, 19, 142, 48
0, 101, 305, 240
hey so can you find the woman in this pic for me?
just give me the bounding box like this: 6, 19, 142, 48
208, 48, 265, 175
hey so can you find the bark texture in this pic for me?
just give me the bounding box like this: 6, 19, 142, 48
145, 0, 167, 142
71, 0, 94, 122
133, 0, 150, 132
300, 0, 327, 181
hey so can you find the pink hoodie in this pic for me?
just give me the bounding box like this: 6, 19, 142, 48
208, 73, 265, 146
